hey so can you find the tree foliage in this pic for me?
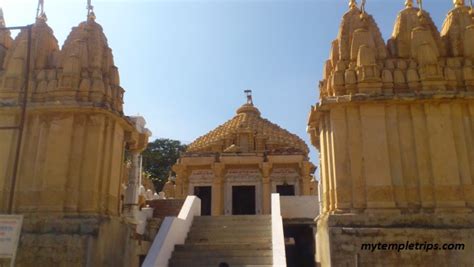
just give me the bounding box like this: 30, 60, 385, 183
142, 138, 187, 191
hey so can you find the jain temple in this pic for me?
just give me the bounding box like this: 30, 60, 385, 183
0, 0, 473, 266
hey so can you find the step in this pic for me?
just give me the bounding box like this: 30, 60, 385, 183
175, 243, 273, 251
189, 226, 272, 233
170, 264, 272, 267
188, 227, 272, 236
194, 215, 271, 222
169, 256, 273, 266
186, 236, 272, 244
192, 219, 271, 225
172, 249, 272, 257
186, 235, 271, 242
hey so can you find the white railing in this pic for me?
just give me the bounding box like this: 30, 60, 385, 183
271, 193, 287, 267
142, 196, 201, 267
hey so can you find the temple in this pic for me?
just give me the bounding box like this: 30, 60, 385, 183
308, 0, 474, 265
173, 91, 316, 216
0, 6, 151, 267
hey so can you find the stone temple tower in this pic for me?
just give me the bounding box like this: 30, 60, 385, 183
0, 8, 150, 267
307, 0, 474, 265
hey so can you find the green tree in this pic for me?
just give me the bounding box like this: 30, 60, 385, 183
142, 138, 187, 191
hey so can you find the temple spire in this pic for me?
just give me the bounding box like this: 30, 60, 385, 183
453, 0, 465, 7
244, 90, 253, 105
405, 0, 414, 8
360, 0, 366, 14
87, 0, 96, 21
417, 0, 423, 11
417, 0, 425, 17
0, 8, 5, 27
349, 0, 357, 9
36, 0, 46, 20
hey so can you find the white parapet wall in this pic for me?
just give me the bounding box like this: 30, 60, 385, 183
280, 196, 319, 219
271, 193, 287, 267
142, 196, 201, 267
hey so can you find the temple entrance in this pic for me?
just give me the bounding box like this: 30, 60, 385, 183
232, 186, 256, 215
277, 184, 295, 196
284, 224, 315, 267
194, 186, 212, 216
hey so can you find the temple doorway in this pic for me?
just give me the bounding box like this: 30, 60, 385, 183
277, 184, 295, 196
284, 224, 315, 267
194, 186, 212, 216
232, 186, 256, 215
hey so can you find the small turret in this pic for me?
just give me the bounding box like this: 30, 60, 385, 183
0, 8, 13, 69
60, 6, 123, 111
2, 9, 59, 93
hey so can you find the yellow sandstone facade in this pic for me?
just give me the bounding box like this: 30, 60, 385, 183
308, 0, 474, 265
173, 94, 316, 216
0, 10, 149, 267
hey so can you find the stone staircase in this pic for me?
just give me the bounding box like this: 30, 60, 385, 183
168, 215, 273, 267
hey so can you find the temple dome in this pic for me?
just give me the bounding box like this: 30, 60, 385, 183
388, 2, 445, 58
58, 14, 123, 112
3, 16, 59, 74
440, 2, 474, 57
0, 8, 13, 68
60, 15, 117, 77
186, 100, 309, 154
335, 4, 387, 62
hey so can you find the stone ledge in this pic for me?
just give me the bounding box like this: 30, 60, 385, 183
320, 213, 474, 228
316, 91, 474, 109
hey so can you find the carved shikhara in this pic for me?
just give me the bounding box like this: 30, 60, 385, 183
320, 4, 474, 97
310, 3, 474, 266
0, 15, 124, 114
310, 1, 474, 213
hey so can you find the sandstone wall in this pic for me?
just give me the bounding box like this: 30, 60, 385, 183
316, 98, 474, 213
316, 213, 474, 266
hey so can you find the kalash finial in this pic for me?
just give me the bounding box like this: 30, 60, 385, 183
417, 0, 424, 17
359, 0, 368, 21
244, 90, 253, 105
349, 0, 358, 9
36, 0, 47, 22
87, 0, 96, 21
405, 0, 414, 8
453, 0, 465, 7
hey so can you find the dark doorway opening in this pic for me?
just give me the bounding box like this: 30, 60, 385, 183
232, 186, 256, 215
284, 224, 315, 267
194, 186, 212, 216
277, 184, 295, 196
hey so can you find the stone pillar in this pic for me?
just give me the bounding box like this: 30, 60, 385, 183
261, 162, 272, 214
300, 161, 313, 196
172, 164, 188, 199
124, 150, 142, 217
212, 163, 225, 215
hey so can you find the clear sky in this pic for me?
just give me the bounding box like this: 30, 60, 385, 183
3, 0, 456, 175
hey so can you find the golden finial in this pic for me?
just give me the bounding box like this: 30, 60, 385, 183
349, 0, 358, 9
36, 0, 46, 20
417, 0, 424, 17
244, 90, 253, 105
87, 0, 95, 21
360, 0, 366, 14
453, 0, 465, 7
405, 0, 414, 8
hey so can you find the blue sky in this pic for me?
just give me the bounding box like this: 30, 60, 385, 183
3, 0, 456, 173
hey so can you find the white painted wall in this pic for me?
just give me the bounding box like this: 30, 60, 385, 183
142, 196, 201, 267
280, 196, 319, 219
271, 193, 287, 267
